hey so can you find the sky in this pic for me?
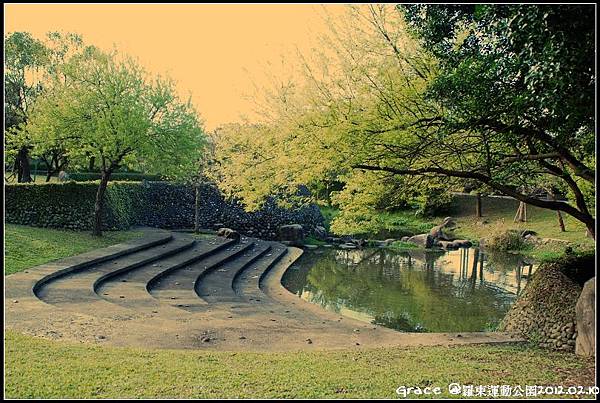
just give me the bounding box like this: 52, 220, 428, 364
4, 3, 348, 131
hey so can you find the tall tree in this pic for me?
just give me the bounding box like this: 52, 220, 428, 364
212, 5, 595, 239
4, 32, 48, 182
395, 4, 596, 237
25, 47, 206, 235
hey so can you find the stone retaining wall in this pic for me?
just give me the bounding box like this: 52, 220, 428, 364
6, 181, 324, 240
499, 254, 594, 351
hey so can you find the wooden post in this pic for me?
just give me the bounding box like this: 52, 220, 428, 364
549, 191, 566, 232
514, 202, 523, 222
194, 183, 200, 234
475, 193, 482, 217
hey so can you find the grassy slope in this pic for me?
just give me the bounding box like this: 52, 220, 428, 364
321, 194, 595, 258
4, 224, 142, 275
5, 331, 595, 399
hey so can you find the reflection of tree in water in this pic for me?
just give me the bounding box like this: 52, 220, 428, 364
291, 248, 518, 332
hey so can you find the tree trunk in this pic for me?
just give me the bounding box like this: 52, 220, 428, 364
194, 184, 200, 234
475, 193, 482, 217
549, 191, 566, 232
89, 156, 95, 171
93, 170, 111, 236
45, 171, 53, 182
17, 147, 32, 183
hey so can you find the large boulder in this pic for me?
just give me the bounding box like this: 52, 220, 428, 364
313, 225, 328, 240
407, 233, 435, 249
429, 216, 456, 241
575, 277, 595, 357
217, 227, 241, 241
278, 224, 304, 246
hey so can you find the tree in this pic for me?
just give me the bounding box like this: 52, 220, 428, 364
395, 4, 595, 237
4, 32, 48, 182
5, 32, 87, 182
25, 47, 206, 235
211, 4, 595, 240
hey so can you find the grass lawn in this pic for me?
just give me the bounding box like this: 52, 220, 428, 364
4, 331, 595, 399
320, 194, 595, 259
4, 224, 142, 275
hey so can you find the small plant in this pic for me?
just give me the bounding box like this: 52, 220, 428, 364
483, 220, 531, 252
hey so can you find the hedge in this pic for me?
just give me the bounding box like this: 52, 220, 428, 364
67, 172, 163, 182
5, 181, 324, 238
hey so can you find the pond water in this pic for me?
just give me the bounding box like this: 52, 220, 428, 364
281, 247, 536, 333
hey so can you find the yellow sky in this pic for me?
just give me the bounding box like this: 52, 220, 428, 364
4, 3, 348, 130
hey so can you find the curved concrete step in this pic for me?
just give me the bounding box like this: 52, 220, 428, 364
29, 229, 174, 300
195, 241, 272, 304
233, 243, 288, 303
35, 233, 195, 310
95, 236, 234, 309
147, 237, 254, 309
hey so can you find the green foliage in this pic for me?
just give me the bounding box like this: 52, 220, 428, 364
210, 5, 595, 235
483, 224, 531, 253
24, 46, 206, 178
4, 224, 141, 275
5, 182, 132, 230
67, 172, 162, 182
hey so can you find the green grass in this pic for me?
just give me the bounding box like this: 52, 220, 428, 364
321, 194, 594, 259
4, 331, 595, 399
4, 224, 142, 275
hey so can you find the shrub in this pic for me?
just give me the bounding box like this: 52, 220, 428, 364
482, 221, 530, 252
68, 172, 162, 182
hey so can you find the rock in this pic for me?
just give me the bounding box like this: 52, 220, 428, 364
58, 170, 70, 182
217, 227, 241, 241
407, 233, 434, 249
575, 277, 595, 357
201, 336, 211, 343
400, 236, 410, 242
278, 224, 304, 246
304, 244, 318, 250
350, 238, 366, 248
429, 217, 456, 240
313, 225, 328, 240
339, 243, 357, 250
305, 338, 313, 344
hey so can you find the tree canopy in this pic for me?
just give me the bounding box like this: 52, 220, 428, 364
17, 39, 206, 235
210, 4, 595, 237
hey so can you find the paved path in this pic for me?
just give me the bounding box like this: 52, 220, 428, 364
5, 228, 522, 351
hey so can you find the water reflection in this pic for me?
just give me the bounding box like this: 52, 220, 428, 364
281, 247, 535, 333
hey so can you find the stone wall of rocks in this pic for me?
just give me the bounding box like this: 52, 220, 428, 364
499, 258, 584, 351
144, 183, 324, 240
6, 181, 324, 240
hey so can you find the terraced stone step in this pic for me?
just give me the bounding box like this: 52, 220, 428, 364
35, 233, 195, 311
195, 241, 272, 305
148, 237, 255, 309
95, 236, 235, 309
234, 243, 288, 302
28, 230, 174, 300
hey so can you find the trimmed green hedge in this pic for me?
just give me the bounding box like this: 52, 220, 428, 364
5, 182, 142, 230
68, 172, 163, 182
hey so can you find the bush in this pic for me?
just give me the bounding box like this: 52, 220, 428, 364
482, 221, 530, 252
68, 172, 162, 182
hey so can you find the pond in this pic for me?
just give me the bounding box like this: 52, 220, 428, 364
281, 247, 536, 333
